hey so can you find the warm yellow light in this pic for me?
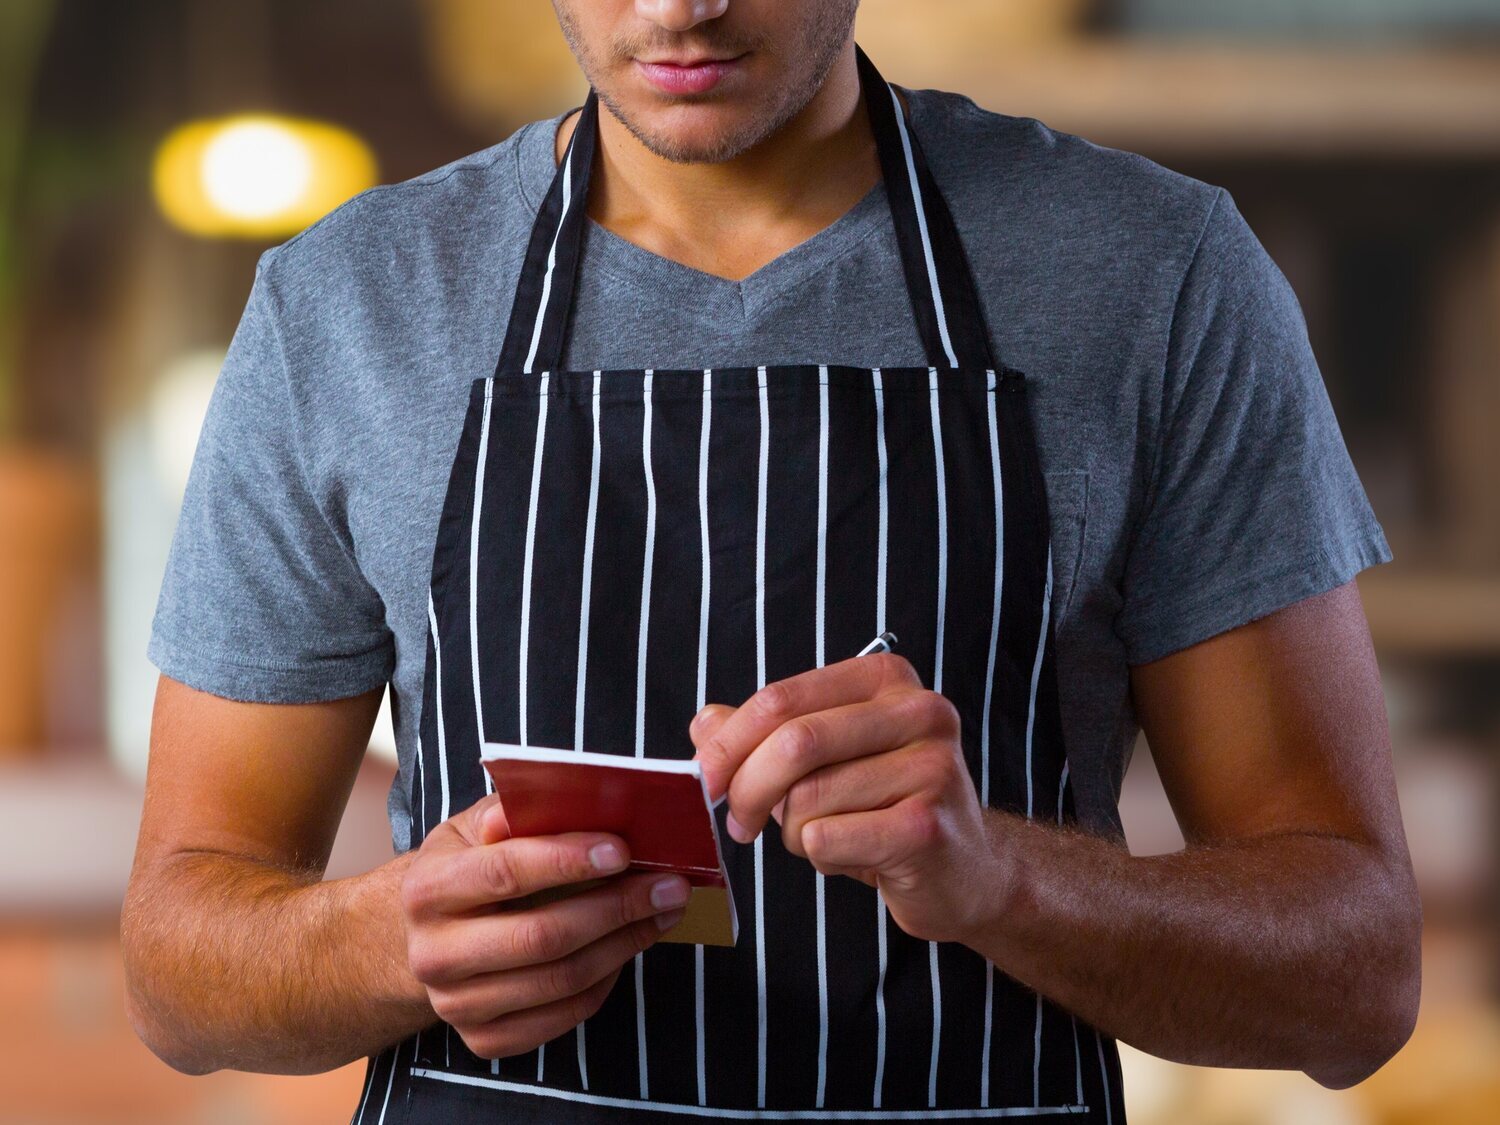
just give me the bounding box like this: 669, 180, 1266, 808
152, 113, 377, 238
201, 120, 313, 221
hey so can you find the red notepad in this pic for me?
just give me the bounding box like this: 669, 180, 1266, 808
481, 742, 738, 947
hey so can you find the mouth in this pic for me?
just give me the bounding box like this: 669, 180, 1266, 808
634, 52, 747, 97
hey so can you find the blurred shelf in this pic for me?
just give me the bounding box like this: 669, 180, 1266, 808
1360, 571, 1500, 656
0, 755, 399, 922
913, 39, 1500, 159
0, 761, 142, 920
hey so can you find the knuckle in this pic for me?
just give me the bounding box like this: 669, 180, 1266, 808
879, 651, 921, 686
480, 846, 520, 900
400, 870, 434, 918
596, 889, 630, 935
405, 936, 446, 984
889, 688, 933, 729
430, 989, 472, 1027
698, 734, 732, 771
920, 751, 960, 795
775, 716, 820, 771
780, 780, 818, 854
544, 953, 590, 999
788, 770, 819, 812
515, 913, 565, 964
632, 915, 666, 952
894, 688, 956, 735
569, 974, 615, 1024
557, 996, 592, 1035
926, 690, 961, 735
752, 680, 793, 721
903, 797, 944, 847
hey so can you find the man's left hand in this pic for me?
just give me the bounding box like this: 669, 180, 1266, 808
689, 650, 1005, 945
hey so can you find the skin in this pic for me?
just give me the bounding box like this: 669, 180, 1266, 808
122, 674, 692, 1074
692, 579, 1421, 1090
551, 0, 874, 282
121, 0, 1421, 1089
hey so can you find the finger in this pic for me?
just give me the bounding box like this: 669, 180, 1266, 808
801, 798, 934, 876
459, 964, 623, 1061
806, 857, 878, 887
429, 908, 683, 1028
776, 742, 949, 858
411, 870, 691, 983
693, 651, 919, 803
688, 704, 735, 751
726, 689, 956, 843
405, 831, 631, 917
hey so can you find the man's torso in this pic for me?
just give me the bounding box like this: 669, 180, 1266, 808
206, 86, 1225, 849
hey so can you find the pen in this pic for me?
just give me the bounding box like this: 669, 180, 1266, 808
708, 631, 898, 809
856, 630, 898, 656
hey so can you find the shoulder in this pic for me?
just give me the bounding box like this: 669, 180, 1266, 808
904, 86, 1226, 299
249, 114, 558, 319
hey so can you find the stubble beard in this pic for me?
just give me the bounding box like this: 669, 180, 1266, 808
553, 1, 860, 165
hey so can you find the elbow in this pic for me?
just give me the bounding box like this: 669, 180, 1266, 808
1307, 871, 1424, 1090
120, 878, 221, 1077
1307, 987, 1419, 1091
123, 982, 221, 1077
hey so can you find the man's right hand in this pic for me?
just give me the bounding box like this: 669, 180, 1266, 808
400, 793, 689, 1061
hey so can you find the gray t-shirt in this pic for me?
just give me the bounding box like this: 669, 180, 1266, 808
147, 86, 1392, 848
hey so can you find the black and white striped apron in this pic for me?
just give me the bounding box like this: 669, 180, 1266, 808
353, 45, 1127, 1125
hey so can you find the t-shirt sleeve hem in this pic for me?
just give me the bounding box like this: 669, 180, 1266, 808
146, 629, 394, 705
1118, 522, 1394, 667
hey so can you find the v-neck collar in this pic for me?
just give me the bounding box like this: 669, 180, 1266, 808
512, 94, 915, 318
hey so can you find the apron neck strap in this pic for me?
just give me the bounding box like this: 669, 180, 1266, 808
496, 86, 600, 377
497, 44, 998, 376
855, 44, 997, 370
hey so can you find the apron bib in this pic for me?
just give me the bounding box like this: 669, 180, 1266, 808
354, 45, 1126, 1125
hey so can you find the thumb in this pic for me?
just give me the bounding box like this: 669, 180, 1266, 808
455, 792, 511, 847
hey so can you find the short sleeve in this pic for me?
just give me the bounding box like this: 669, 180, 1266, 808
147, 250, 395, 702
1115, 188, 1393, 666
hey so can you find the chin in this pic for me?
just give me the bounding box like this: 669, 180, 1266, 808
646, 119, 754, 164
610, 95, 778, 164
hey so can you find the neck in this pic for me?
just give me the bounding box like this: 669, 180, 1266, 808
553, 44, 891, 281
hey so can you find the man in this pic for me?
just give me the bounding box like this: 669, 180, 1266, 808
122, 0, 1420, 1121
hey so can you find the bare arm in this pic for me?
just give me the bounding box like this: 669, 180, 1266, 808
120, 675, 434, 1075
692, 578, 1421, 1093
959, 580, 1422, 1088
122, 674, 691, 1077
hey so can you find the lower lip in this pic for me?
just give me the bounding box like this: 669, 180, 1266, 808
635, 57, 741, 96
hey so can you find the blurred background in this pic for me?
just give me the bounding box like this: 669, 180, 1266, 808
1, 1, 1497, 1122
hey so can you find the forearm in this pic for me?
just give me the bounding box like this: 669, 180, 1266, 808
121, 848, 435, 1075
964, 810, 1421, 1089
